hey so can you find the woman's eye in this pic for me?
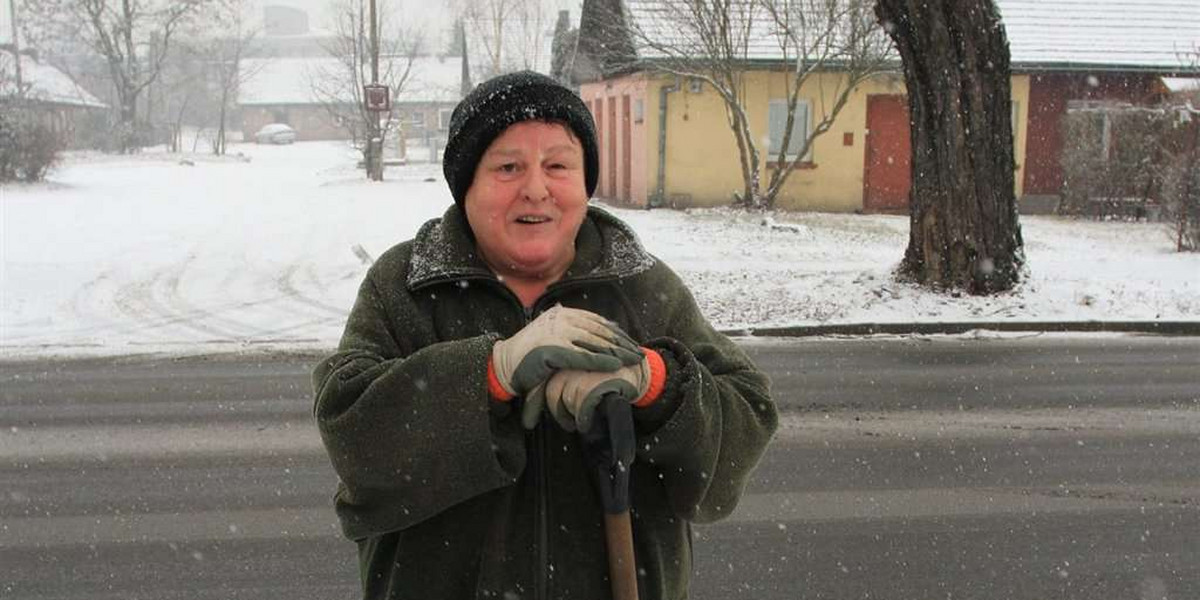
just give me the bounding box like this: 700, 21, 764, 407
497, 163, 519, 174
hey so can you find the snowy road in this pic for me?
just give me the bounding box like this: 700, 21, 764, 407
2, 337, 1198, 599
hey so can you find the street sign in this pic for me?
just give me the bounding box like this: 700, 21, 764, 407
364, 84, 391, 112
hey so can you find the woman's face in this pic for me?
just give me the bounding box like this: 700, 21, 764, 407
464, 120, 589, 282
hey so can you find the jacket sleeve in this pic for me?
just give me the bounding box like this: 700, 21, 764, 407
312, 271, 526, 540
632, 266, 777, 524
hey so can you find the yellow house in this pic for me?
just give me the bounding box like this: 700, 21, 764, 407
579, 70, 1032, 212
572, 0, 1198, 213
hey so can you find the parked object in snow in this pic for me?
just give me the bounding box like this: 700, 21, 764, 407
254, 123, 296, 144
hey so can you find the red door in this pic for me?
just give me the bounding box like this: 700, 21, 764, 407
592, 99, 604, 197
608, 97, 617, 198
621, 95, 632, 202
864, 95, 912, 212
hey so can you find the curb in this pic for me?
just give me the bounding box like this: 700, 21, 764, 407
719, 321, 1200, 338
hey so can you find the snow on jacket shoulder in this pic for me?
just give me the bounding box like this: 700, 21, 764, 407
312, 205, 777, 600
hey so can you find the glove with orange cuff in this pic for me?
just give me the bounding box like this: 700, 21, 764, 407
533, 348, 667, 432
488, 305, 644, 403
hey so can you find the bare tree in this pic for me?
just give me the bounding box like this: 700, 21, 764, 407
461, 0, 517, 77
310, 0, 421, 177
459, 0, 550, 78
21, 0, 210, 153
875, 0, 1024, 294
154, 2, 261, 156
1164, 45, 1200, 252
156, 39, 206, 152
195, 0, 261, 155
588, 0, 891, 210
758, 0, 890, 205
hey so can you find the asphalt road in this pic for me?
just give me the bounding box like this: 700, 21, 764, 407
1, 334, 1198, 599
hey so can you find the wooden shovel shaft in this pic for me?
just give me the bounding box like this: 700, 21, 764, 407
604, 511, 640, 600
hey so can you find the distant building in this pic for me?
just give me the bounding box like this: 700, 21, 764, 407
572, 0, 1200, 212
1, 49, 107, 148
238, 54, 465, 147
264, 5, 310, 36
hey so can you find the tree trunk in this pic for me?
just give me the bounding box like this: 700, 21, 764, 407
875, 0, 1024, 294
217, 86, 229, 156
118, 93, 139, 154
725, 104, 757, 208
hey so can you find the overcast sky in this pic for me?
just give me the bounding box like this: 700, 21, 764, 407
0, 0, 583, 48
253, 0, 582, 36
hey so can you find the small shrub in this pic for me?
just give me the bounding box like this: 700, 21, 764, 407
0, 103, 66, 183
1161, 150, 1200, 252
1060, 105, 1175, 220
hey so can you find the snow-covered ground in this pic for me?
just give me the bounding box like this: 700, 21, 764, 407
2, 141, 1196, 359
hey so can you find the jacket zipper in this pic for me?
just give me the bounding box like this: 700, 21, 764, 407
484, 283, 578, 600
535, 419, 549, 600
513, 299, 549, 600
522, 302, 550, 600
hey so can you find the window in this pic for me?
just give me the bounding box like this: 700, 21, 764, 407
768, 99, 812, 160
1067, 100, 1114, 161
1012, 100, 1020, 165
438, 108, 453, 130
634, 98, 644, 124
689, 78, 703, 93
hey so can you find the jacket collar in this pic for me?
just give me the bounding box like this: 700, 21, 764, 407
407, 204, 656, 290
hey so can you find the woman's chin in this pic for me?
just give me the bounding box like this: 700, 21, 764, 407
504, 250, 568, 279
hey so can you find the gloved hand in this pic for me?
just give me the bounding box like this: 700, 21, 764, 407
538, 356, 651, 433
492, 305, 643, 402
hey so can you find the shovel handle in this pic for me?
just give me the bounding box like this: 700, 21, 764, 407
604, 511, 640, 600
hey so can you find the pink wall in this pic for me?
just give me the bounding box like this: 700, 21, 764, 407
580, 74, 650, 208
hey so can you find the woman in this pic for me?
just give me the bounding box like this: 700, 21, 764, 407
313, 71, 777, 600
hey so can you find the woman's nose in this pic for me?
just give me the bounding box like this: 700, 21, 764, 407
520, 168, 550, 202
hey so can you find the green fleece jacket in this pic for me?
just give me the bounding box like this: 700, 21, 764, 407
313, 205, 777, 600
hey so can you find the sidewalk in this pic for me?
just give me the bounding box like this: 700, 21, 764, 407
724, 320, 1200, 338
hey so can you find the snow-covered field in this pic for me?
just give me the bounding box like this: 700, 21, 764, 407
2, 141, 1196, 359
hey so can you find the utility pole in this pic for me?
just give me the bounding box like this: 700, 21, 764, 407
8, 0, 22, 96
368, 0, 382, 181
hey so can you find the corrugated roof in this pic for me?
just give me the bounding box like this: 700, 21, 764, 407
1162, 76, 1200, 92
999, 0, 1199, 69
622, 0, 1200, 71
0, 52, 107, 108
238, 55, 464, 106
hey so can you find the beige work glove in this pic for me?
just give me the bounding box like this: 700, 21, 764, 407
493, 305, 642, 403
538, 357, 651, 433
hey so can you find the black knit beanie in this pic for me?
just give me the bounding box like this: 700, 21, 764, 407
443, 71, 599, 210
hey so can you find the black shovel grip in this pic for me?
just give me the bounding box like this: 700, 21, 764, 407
580, 393, 637, 514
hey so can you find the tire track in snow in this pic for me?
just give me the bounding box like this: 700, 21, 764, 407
113, 255, 269, 342
273, 263, 351, 322
0, 271, 117, 345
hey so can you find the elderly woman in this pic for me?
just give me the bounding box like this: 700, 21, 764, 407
313, 71, 777, 600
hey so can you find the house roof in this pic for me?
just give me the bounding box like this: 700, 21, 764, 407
619, 0, 1200, 72
238, 55, 464, 106
1163, 76, 1200, 93
1000, 0, 1200, 70
0, 51, 107, 108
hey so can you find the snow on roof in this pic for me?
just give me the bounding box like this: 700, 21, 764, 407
0, 52, 106, 108
1162, 77, 1200, 93
239, 56, 324, 105
999, 0, 1200, 70
622, 0, 1200, 71
238, 55, 463, 106
624, 0, 855, 63
396, 56, 465, 103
